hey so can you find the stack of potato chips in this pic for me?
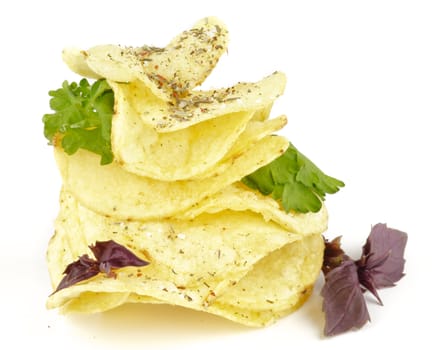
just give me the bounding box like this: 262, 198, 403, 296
46, 17, 327, 326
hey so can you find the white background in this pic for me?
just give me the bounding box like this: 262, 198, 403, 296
1, 0, 445, 348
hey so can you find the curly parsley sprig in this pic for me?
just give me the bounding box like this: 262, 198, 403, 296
43, 78, 114, 165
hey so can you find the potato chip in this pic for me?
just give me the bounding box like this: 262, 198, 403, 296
110, 75, 286, 180
53, 134, 289, 220
61, 48, 102, 79
177, 183, 328, 234
191, 115, 287, 179
131, 17, 228, 90
110, 79, 256, 180
208, 235, 323, 325
47, 190, 325, 326
137, 71, 286, 132
62, 17, 228, 101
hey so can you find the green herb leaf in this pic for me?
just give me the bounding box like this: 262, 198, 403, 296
242, 143, 344, 213
43, 79, 114, 165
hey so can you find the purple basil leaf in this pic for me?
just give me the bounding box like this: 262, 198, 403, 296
53, 254, 99, 293
357, 266, 384, 305
89, 240, 149, 269
359, 223, 408, 289
322, 236, 350, 276
52, 240, 150, 295
321, 260, 370, 336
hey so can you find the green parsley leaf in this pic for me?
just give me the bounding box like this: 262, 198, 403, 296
242, 143, 344, 213
43, 79, 114, 165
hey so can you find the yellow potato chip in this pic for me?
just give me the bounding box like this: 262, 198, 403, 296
110, 79, 256, 180
177, 183, 328, 235
208, 235, 323, 325
61, 48, 102, 79
138, 71, 287, 132
132, 17, 228, 91
53, 135, 289, 220
191, 115, 287, 179
47, 190, 325, 326
62, 17, 228, 101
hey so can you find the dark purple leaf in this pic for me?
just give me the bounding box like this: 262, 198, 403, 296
322, 236, 350, 276
53, 254, 99, 293
358, 223, 408, 289
52, 240, 150, 294
356, 266, 384, 305
321, 224, 408, 336
89, 240, 149, 270
321, 260, 370, 336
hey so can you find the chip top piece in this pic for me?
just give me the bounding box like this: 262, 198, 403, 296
63, 17, 228, 104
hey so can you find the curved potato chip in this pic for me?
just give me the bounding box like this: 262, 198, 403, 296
132, 17, 228, 91
85, 44, 174, 103
110, 80, 255, 181
209, 235, 323, 324
53, 135, 289, 220
252, 103, 273, 121
61, 48, 102, 79
46, 190, 325, 326
177, 183, 328, 235
191, 115, 287, 179
85, 45, 143, 83
62, 17, 228, 101
141, 71, 287, 132
220, 115, 287, 164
